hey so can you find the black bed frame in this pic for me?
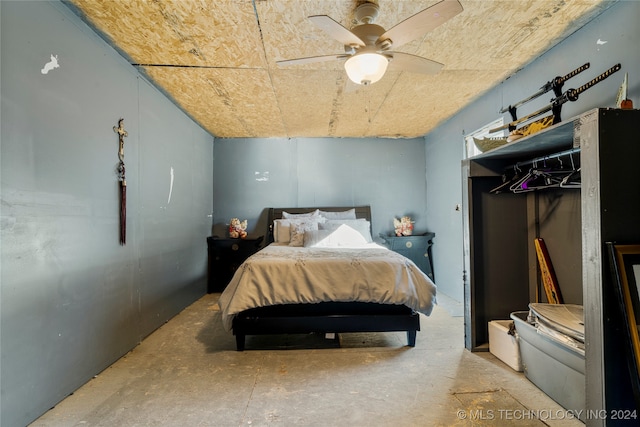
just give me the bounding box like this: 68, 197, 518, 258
231, 206, 421, 351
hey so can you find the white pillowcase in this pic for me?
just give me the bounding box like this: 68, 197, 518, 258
319, 219, 372, 242
282, 209, 320, 219
319, 209, 357, 220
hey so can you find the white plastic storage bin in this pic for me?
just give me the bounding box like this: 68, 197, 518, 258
488, 320, 523, 371
511, 311, 585, 417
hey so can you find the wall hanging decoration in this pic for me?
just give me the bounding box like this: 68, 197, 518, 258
113, 118, 128, 245
496, 62, 590, 132
490, 62, 621, 135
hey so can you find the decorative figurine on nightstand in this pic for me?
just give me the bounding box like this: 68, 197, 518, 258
394, 216, 414, 236
228, 218, 248, 239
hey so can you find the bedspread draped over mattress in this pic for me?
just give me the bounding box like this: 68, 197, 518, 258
218, 243, 437, 331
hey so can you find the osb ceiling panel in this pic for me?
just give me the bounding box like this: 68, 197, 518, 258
66, 0, 616, 139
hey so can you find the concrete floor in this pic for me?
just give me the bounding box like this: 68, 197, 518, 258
31, 294, 583, 427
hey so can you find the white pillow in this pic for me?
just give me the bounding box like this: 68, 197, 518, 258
282, 209, 320, 219
304, 226, 368, 247
319, 209, 357, 220
319, 219, 372, 242
289, 219, 319, 247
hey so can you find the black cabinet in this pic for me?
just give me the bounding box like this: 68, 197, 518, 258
380, 232, 435, 281
207, 236, 263, 293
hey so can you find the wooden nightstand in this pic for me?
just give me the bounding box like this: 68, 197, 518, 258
207, 236, 264, 293
380, 232, 435, 281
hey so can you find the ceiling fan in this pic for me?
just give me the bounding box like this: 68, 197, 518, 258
277, 0, 463, 86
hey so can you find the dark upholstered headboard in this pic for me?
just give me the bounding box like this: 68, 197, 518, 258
266, 206, 372, 244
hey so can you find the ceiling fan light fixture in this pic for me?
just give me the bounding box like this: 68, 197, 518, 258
344, 53, 388, 85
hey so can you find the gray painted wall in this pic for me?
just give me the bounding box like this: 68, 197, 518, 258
0, 2, 213, 426
424, 0, 639, 302
213, 137, 428, 243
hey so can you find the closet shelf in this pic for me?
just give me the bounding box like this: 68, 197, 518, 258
470, 113, 576, 161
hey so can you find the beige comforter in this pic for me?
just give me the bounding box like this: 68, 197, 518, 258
218, 243, 437, 331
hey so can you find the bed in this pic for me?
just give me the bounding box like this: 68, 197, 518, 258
217, 206, 437, 351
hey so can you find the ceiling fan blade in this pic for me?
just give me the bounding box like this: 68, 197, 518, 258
276, 54, 350, 67
308, 15, 366, 47
386, 52, 443, 75
377, 0, 463, 49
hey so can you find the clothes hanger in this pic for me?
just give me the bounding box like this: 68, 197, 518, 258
510, 159, 560, 192
510, 165, 536, 193
493, 148, 581, 194
513, 168, 563, 192
490, 165, 521, 194
525, 154, 581, 190
559, 153, 581, 188
560, 168, 581, 188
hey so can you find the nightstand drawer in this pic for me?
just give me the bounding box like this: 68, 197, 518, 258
207, 236, 263, 293
389, 235, 427, 251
